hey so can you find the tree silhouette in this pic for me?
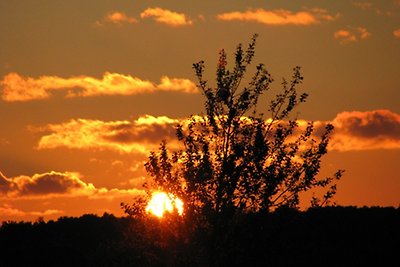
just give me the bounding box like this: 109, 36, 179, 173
129, 35, 343, 230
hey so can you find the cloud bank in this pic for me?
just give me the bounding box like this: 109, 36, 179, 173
217, 8, 337, 25
0, 73, 197, 102
33, 110, 400, 154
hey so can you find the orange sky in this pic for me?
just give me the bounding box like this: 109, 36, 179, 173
0, 0, 399, 222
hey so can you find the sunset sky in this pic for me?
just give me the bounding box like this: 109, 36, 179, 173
1, 0, 399, 221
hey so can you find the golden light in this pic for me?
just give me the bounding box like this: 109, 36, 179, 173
146, 192, 184, 218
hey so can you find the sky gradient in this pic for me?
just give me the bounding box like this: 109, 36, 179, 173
1, 0, 399, 221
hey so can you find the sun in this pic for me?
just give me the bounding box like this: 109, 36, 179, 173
145, 192, 184, 218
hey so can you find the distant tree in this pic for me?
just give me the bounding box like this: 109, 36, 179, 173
128, 34, 343, 230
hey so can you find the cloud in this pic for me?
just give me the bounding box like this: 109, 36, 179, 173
0, 171, 96, 198
0, 138, 9, 146
334, 27, 371, 44
353, 1, 394, 16
328, 110, 400, 151
334, 30, 357, 43
36, 115, 180, 154
257, 110, 400, 152
353, 1, 374, 10
394, 29, 400, 39
96, 11, 137, 26
157, 76, 198, 93
140, 7, 193, 26
0, 204, 63, 219
217, 8, 337, 26
357, 27, 372, 39
33, 110, 400, 155
0, 171, 144, 200
0, 72, 197, 102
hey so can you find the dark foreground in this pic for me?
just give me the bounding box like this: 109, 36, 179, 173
1, 206, 399, 266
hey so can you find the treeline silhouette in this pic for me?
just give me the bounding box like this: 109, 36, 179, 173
1, 206, 399, 266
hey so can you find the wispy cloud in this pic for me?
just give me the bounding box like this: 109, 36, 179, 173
217, 8, 337, 26
0, 72, 197, 102
353, 1, 394, 16
0, 171, 143, 200
357, 27, 372, 39
140, 7, 193, 26
36, 115, 180, 154
353, 1, 373, 9
334, 27, 371, 44
0, 204, 62, 218
95, 11, 137, 26
393, 28, 400, 39
0, 138, 9, 146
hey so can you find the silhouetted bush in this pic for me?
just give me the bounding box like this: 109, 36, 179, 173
134, 35, 344, 237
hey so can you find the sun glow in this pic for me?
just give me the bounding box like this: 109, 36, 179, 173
146, 192, 184, 218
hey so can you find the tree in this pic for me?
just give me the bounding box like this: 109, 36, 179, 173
139, 34, 342, 228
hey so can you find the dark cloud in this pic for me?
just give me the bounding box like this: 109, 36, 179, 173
0, 171, 93, 198
333, 110, 400, 139
329, 110, 400, 151
0, 171, 9, 193
0, 171, 143, 199
17, 172, 88, 195
102, 122, 177, 144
